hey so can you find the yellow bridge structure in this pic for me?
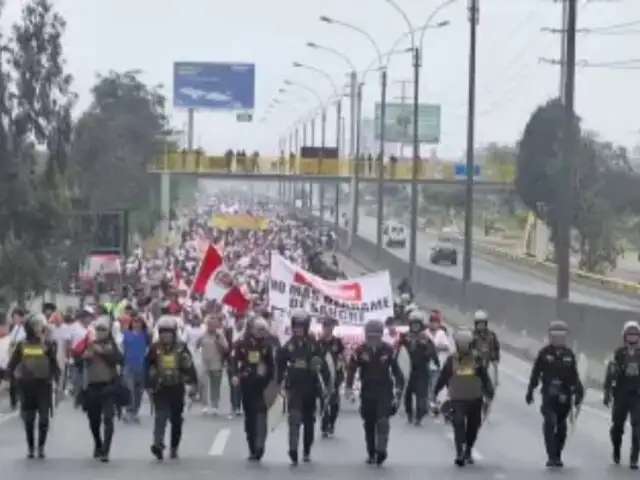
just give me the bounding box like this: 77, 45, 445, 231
148, 151, 514, 188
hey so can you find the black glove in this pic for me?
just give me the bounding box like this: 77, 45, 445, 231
603, 393, 611, 408
573, 391, 584, 407
525, 390, 534, 405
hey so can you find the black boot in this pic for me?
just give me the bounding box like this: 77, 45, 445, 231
630, 446, 639, 470
151, 444, 164, 461
254, 447, 264, 461
454, 445, 465, 467
25, 418, 35, 459
37, 422, 48, 459
288, 449, 298, 466
375, 450, 387, 466
464, 447, 474, 465
366, 451, 376, 465
613, 444, 621, 465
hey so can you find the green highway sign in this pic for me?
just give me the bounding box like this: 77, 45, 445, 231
374, 102, 441, 144
236, 112, 253, 122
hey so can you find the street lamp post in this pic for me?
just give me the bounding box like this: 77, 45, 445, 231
306, 40, 358, 240
463, 0, 479, 284
292, 61, 342, 219
385, 0, 457, 285
318, 16, 385, 252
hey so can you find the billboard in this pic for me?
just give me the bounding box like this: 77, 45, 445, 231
374, 102, 441, 144
173, 62, 255, 110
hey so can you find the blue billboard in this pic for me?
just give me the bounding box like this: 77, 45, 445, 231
454, 163, 481, 178
173, 62, 255, 110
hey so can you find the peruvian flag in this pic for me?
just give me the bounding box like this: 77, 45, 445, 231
191, 243, 250, 312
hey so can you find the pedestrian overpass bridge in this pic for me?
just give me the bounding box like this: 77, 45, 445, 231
148, 151, 515, 189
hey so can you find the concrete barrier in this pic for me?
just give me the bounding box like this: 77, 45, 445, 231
312, 213, 629, 389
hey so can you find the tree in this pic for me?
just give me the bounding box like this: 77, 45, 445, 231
516, 98, 633, 272
0, 0, 76, 304
68, 70, 170, 237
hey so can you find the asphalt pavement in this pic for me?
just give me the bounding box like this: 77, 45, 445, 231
317, 206, 640, 310
0, 364, 633, 479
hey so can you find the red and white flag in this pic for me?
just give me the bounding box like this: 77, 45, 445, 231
191, 243, 250, 312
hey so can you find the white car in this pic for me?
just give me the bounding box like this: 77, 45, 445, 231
384, 222, 407, 248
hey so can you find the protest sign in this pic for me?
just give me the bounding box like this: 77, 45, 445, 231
209, 213, 268, 230
269, 253, 394, 325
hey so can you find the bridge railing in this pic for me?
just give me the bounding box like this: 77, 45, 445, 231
147, 152, 515, 183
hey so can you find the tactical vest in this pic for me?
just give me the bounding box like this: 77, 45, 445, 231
157, 348, 182, 386
448, 354, 483, 400
86, 344, 116, 384
17, 342, 50, 380
475, 335, 492, 361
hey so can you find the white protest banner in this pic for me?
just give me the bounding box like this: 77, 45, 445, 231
269, 253, 394, 325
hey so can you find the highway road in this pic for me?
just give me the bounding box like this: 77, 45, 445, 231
316, 205, 640, 310
0, 372, 626, 479
0, 298, 628, 480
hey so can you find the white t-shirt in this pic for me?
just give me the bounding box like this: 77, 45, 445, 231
69, 322, 89, 348
426, 328, 453, 370
184, 324, 205, 353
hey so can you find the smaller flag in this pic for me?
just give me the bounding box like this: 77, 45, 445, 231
191, 244, 250, 312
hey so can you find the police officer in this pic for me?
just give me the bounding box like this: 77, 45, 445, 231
82, 314, 123, 462
345, 319, 405, 466
5, 313, 60, 458
604, 320, 640, 468
318, 315, 346, 437
397, 310, 439, 425
146, 315, 198, 461
434, 329, 494, 467
470, 310, 500, 387
525, 320, 584, 468
230, 317, 275, 461
276, 309, 327, 465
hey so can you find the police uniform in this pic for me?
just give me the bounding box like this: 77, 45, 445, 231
82, 315, 124, 462
470, 310, 500, 386
276, 310, 328, 465
526, 320, 584, 468
230, 318, 275, 461
6, 314, 60, 459
434, 329, 494, 467
346, 320, 405, 466
318, 316, 345, 436
145, 316, 198, 461
604, 320, 640, 468
398, 311, 439, 425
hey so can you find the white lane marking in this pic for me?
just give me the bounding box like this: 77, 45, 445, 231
445, 432, 484, 461
0, 411, 19, 424
208, 428, 231, 456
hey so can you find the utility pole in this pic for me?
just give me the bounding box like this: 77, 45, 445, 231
463, 0, 479, 283
393, 80, 412, 158
557, 0, 577, 301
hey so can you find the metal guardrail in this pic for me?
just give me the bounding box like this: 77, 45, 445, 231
147, 153, 515, 184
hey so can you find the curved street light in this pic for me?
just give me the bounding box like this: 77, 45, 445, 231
283, 80, 324, 149
306, 42, 357, 71
318, 17, 387, 251
292, 61, 343, 156
384, 0, 458, 284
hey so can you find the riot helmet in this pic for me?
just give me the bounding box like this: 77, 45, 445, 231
548, 320, 569, 346
623, 320, 640, 346
454, 328, 474, 354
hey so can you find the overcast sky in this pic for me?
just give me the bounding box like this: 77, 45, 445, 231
1, 0, 639, 158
